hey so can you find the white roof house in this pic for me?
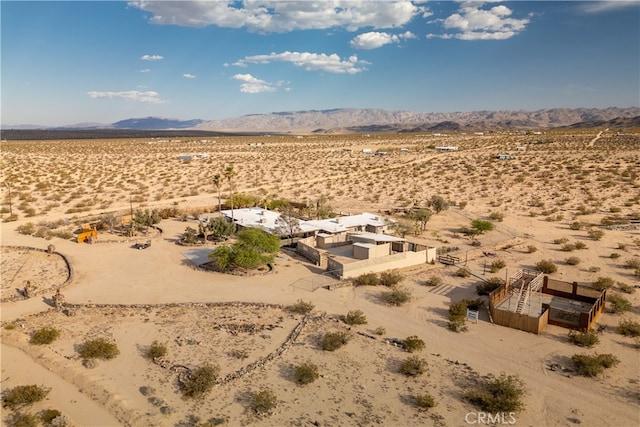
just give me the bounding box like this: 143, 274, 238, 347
220, 207, 318, 236
306, 212, 387, 234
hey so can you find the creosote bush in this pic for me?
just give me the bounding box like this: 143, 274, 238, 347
449, 300, 468, 332
288, 299, 314, 314
294, 362, 320, 385
353, 272, 380, 286
536, 259, 557, 274
2, 384, 50, 409
593, 277, 615, 291
9, 413, 39, 427
321, 331, 349, 351
568, 329, 599, 348
607, 294, 632, 314
402, 335, 425, 353
341, 309, 367, 325
455, 268, 471, 278
252, 389, 277, 415
145, 340, 168, 359
489, 259, 506, 273
374, 326, 386, 336
571, 353, 619, 377
79, 338, 120, 360
181, 364, 219, 399
423, 276, 443, 287
399, 356, 427, 377
477, 277, 505, 296
380, 286, 412, 306
415, 393, 436, 410
617, 319, 640, 337
526, 245, 538, 253
30, 327, 60, 345
565, 256, 581, 266
465, 373, 525, 413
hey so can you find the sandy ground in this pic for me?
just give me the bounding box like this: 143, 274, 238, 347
1, 131, 640, 426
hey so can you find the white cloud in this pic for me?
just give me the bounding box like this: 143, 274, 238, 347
140, 54, 164, 61
182, 73, 197, 79
140, 68, 151, 73
129, 1, 426, 32
581, 0, 640, 13
232, 74, 278, 93
234, 51, 368, 74
350, 30, 416, 49
87, 90, 166, 104
430, 1, 530, 40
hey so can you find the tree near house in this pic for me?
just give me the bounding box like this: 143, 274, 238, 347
391, 218, 414, 238
212, 173, 223, 213
410, 209, 432, 233
275, 205, 302, 245
208, 228, 280, 271
471, 219, 494, 234
207, 217, 236, 241
429, 195, 449, 214
223, 165, 236, 220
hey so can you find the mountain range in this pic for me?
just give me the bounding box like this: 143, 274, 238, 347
3, 107, 639, 134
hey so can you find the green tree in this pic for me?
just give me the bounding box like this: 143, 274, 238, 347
275, 205, 302, 245
207, 217, 236, 241
471, 219, 494, 234
209, 245, 234, 271
208, 228, 279, 272
409, 209, 432, 233
429, 195, 449, 214
391, 218, 414, 238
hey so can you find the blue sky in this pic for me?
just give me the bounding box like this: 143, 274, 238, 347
2, 1, 639, 126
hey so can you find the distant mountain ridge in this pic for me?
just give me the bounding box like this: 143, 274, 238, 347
3, 107, 639, 133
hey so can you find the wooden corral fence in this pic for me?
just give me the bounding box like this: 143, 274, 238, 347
438, 254, 460, 265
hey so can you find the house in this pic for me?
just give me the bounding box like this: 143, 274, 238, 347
435, 146, 458, 151
219, 207, 316, 239
496, 154, 514, 160
361, 148, 373, 154
489, 270, 606, 334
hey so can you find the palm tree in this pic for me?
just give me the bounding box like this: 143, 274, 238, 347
212, 174, 222, 213
223, 165, 236, 221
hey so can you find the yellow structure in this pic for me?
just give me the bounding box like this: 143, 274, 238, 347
77, 222, 99, 243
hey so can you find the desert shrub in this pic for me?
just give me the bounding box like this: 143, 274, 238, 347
40, 409, 67, 426
423, 276, 443, 287
489, 259, 506, 272
623, 258, 640, 270
536, 259, 557, 274
9, 413, 39, 427
30, 327, 60, 345
607, 294, 632, 314
553, 237, 569, 244
321, 331, 349, 351
568, 329, 599, 348
565, 256, 581, 266
471, 219, 494, 233
341, 310, 367, 325
380, 287, 411, 306
145, 341, 167, 359
252, 389, 277, 415
402, 335, 425, 353
449, 300, 468, 332
477, 277, 505, 296
526, 245, 537, 253
610, 252, 621, 259
181, 364, 219, 399
465, 373, 525, 413
617, 319, 640, 337
16, 222, 36, 235
587, 229, 604, 240
399, 356, 427, 377
617, 282, 635, 294
415, 393, 436, 409
593, 277, 615, 291
569, 221, 583, 230
288, 299, 314, 314
353, 272, 380, 286
2, 384, 50, 409
561, 243, 576, 252
464, 298, 485, 311
294, 362, 320, 385
379, 270, 403, 287
574, 241, 587, 250
489, 211, 504, 222
5, 324, 16, 330
455, 268, 470, 278
79, 338, 119, 360
571, 353, 619, 377
374, 326, 386, 336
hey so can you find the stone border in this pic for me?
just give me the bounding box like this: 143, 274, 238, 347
1, 245, 73, 303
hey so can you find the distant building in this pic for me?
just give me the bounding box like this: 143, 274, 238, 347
496, 154, 514, 160
435, 146, 458, 151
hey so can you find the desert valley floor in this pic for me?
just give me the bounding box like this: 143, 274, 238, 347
1, 129, 639, 427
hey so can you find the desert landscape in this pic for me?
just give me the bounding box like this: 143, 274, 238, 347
1, 128, 640, 427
